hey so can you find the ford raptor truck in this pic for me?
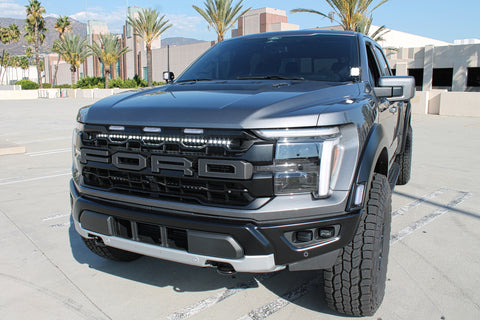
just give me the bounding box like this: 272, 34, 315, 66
71, 30, 415, 316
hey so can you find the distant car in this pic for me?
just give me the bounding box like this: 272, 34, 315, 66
71, 30, 414, 316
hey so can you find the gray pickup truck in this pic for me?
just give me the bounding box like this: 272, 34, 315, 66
71, 30, 414, 316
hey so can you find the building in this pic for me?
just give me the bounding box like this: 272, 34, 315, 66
387, 43, 480, 92
232, 8, 299, 37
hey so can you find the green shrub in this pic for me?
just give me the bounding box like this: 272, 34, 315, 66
42, 83, 52, 88
133, 74, 148, 87
75, 76, 105, 89
54, 84, 72, 89
152, 81, 166, 86
108, 78, 138, 89
15, 80, 39, 90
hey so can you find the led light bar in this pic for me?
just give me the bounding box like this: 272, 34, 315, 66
95, 133, 231, 148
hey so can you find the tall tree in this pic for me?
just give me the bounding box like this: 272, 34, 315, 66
52, 16, 72, 86
25, 0, 48, 89
89, 33, 130, 88
19, 56, 29, 79
355, 16, 390, 42
0, 24, 20, 85
54, 34, 90, 85
291, 0, 388, 32
193, 0, 250, 42
127, 8, 172, 87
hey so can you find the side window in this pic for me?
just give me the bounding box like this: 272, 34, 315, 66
373, 46, 391, 76
366, 44, 381, 86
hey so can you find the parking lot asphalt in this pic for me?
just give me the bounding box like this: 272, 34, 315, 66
0, 98, 479, 320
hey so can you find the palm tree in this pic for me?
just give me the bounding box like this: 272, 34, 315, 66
0, 24, 20, 84
193, 0, 250, 42
0, 23, 20, 44
19, 56, 29, 79
54, 34, 90, 85
52, 16, 72, 86
25, 0, 48, 88
89, 33, 130, 88
127, 8, 172, 87
291, 0, 388, 32
356, 16, 390, 42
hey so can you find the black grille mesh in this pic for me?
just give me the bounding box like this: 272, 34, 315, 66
79, 125, 273, 207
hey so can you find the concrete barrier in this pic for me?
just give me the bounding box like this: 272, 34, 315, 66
440, 92, 480, 117
39, 89, 61, 99
410, 91, 428, 114
0, 90, 38, 100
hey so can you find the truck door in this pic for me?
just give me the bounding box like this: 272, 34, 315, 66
366, 43, 401, 163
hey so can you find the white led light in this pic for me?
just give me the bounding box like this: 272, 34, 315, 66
256, 127, 340, 139
354, 184, 365, 206
184, 128, 204, 134
350, 67, 361, 77
109, 126, 125, 131
143, 127, 161, 133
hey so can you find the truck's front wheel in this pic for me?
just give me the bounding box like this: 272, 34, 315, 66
323, 173, 391, 316
83, 237, 142, 262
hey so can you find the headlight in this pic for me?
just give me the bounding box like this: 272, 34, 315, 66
72, 121, 84, 182
256, 127, 346, 198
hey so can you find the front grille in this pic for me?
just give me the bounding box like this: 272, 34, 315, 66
78, 125, 274, 207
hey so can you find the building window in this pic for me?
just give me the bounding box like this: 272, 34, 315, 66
467, 67, 480, 88
432, 68, 453, 90
408, 68, 423, 88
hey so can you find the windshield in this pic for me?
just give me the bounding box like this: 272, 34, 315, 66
178, 33, 359, 82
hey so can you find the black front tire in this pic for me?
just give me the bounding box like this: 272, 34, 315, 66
323, 173, 392, 316
83, 237, 142, 262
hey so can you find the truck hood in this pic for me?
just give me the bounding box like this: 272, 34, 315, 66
83, 81, 363, 129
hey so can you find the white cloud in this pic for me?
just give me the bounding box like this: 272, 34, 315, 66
69, 6, 128, 34
163, 14, 215, 40
0, 0, 26, 19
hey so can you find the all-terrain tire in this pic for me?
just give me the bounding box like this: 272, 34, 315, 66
396, 126, 412, 185
83, 237, 142, 262
323, 173, 392, 316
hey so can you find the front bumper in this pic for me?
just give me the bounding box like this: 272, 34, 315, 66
71, 180, 361, 272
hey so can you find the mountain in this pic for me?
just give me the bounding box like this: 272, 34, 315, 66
1, 16, 205, 56
161, 37, 205, 47
0, 17, 86, 56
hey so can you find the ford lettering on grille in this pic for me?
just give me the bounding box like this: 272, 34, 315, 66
81, 148, 253, 180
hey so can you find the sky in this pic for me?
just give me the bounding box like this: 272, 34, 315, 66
0, 0, 478, 43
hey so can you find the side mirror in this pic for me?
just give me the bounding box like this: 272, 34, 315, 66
163, 71, 175, 83
374, 76, 415, 102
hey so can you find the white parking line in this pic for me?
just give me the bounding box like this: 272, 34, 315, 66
42, 213, 71, 222
26, 148, 71, 157
391, 191, 473, 244
167, 274, 275, 320
0, 172, 70, 186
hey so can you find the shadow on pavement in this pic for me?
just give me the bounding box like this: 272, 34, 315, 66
68, 216, 339, 316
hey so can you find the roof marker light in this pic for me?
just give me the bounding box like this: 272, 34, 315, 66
109, 126, 125, 131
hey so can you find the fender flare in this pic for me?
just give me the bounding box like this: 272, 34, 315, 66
348, 123, 389, 209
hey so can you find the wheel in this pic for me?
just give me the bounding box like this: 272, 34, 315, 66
323, 173, 392, 316
82, 237, 142, 262
396, 126, 412, 185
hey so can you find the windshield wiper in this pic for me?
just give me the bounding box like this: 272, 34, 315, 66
176, 78, 213, 83
237, 75, 304, 81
